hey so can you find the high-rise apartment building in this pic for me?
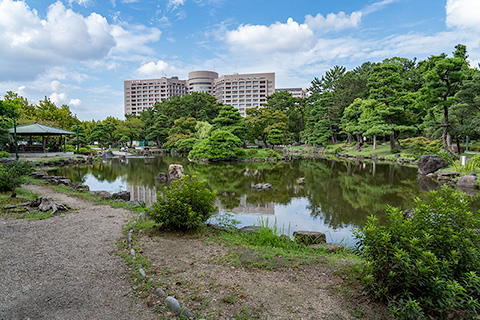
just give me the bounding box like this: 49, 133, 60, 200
124, 71, 275, 117
212, 72, 275, 117
124, 77, 187, 115
187, 71, 218, 94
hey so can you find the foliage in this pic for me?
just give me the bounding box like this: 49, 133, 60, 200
0, 150, 11, 158
400, 137, 443, 159
149, 175, 217, 230
189, 130, 244, 161
174, 137, 199, 153
65, 144, 75, 152
0, 160, 33, 191
355, 187, 480, 319
450, 159, 479, 174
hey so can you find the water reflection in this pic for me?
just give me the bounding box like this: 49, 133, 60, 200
50, 156, 480, 245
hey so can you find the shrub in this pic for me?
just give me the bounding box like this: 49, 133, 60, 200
189, 130, 243, 161
390, 148, 401, 154
0, 151, 11, 158
470, 154, 480, 168
354, 186, 480, 319
400, 137, 442, 159
65, 144, 75, 152
247, 149, 258, 156
149, 175, 217, 230
334, 146, 343, 154
0, 160, 33, 191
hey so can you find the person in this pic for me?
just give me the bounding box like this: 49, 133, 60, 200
125, 146, 128, 153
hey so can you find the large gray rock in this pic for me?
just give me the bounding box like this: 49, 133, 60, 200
100, 150, 115, 158
112, 191, 130, 201
293, 231, 326, 245
168, 164, 184, 180
418, 155, 448, 175
251, 183, 272, 190
156, 172, 168, 182
457, 175, 477, 188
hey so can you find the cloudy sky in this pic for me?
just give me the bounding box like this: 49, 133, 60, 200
0, 0, 479, 120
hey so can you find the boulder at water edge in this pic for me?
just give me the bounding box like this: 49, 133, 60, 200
418, 155, 448, 175
168, 164, 184, 180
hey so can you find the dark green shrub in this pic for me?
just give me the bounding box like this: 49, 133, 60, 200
437, 150, 455, 165
0, 160, 33, 191
334, 146, 343, 154
65, 144, 75, 152
355, 186, 480, 319
149, 175, 217, 230
0, 151, 11, 158
247, 149, 258, 156
390, 148, 401, 154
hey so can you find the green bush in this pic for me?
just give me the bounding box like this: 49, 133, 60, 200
65, 144, 75, 152
247, 149, 258, 156
334, 146, 343, 154
354, 186, 480, 319
390, 148, 401, 154
400, 137, 443, 160
437, 150, 455, 165
470, 154, 480, 168
149, 175, 217, 230
0, 160, 33, 191
0, 151, 11, 158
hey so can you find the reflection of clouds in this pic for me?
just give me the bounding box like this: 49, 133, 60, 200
83, 174, 126, 193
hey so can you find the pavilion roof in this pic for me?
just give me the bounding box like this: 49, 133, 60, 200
8, 122, 76, 136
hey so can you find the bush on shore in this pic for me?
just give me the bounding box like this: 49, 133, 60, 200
355, 186, 480, 319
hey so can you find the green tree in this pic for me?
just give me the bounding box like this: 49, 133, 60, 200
189, 130, 244, 161
116, 117, 144, 147
423, 45, 468, 152
245, 106, 289, 148
212, 105, 246, 141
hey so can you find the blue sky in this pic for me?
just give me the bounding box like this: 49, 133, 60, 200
0, 0, 479, 120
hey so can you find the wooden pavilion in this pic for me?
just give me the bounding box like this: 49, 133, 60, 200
8, 122, 76, 153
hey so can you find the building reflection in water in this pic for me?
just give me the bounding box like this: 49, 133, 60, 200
217, 195, 275, 215
127, 183, 157, 205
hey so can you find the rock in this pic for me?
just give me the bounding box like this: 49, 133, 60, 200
418, 155, 448, 175
71, 182, 89, 192
30, 171, 47, 178
90, 190, 112, 199
239, 226, 262, 234
437, 170, 461, 178
309, 243, 344, 253
177, 307, 195, 319
154, 288, 167, 298
112, 191, 130, 201
156, 172, 168, 182
100, 150, 115, 158
130, 249, 135, 256
251, 183, 272, 190
165, 296, 181, 314
138, 268, 146, 277
457, 175, 477, 188
293, 231, 326, 245
168, 164, 184, 180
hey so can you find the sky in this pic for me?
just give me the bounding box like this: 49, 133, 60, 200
0, 0, 479, 121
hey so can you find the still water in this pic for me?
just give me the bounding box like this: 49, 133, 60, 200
50, 155, 474, 245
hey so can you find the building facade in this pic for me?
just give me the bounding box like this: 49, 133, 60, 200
124, 71, 276, 117
124, 77, 188, 116
212, 72, 275, 117
187, 70, 218, 94
275, 87, 310, 99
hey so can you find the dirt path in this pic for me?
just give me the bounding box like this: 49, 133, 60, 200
0, 185, 154, 320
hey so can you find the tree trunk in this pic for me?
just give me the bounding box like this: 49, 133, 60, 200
372, 135, 377, 150
347, 134, 352, 144
390, 132, 395, 150
456, 137, 462, 155
442, 105, 450, 152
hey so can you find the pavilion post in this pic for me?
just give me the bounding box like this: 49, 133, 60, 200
13, 118, 18, 160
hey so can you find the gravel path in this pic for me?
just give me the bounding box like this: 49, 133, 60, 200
0, 185, 155, 320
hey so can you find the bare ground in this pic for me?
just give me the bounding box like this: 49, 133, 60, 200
0, 184, 154, 320
0, 184, 388, 320
137, 228, 388, 319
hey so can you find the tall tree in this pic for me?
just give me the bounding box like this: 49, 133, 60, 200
423, 44, 468, 152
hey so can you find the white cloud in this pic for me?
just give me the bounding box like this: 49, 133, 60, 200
446, 0, 480, 32
167, 0, 185, 10
305, 11, 362, 32
110, 24, 161, 55
0, 0, 115, 81
49, 92, 68, 105
136, 60, 177, 78
226, 18, 315, 53
69, 98, 82, 107
68, 0, 92, 7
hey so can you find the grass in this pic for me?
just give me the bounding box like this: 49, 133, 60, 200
0, 188, 53, 220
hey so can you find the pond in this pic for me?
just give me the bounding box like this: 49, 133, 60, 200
50, 155, 479, 245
